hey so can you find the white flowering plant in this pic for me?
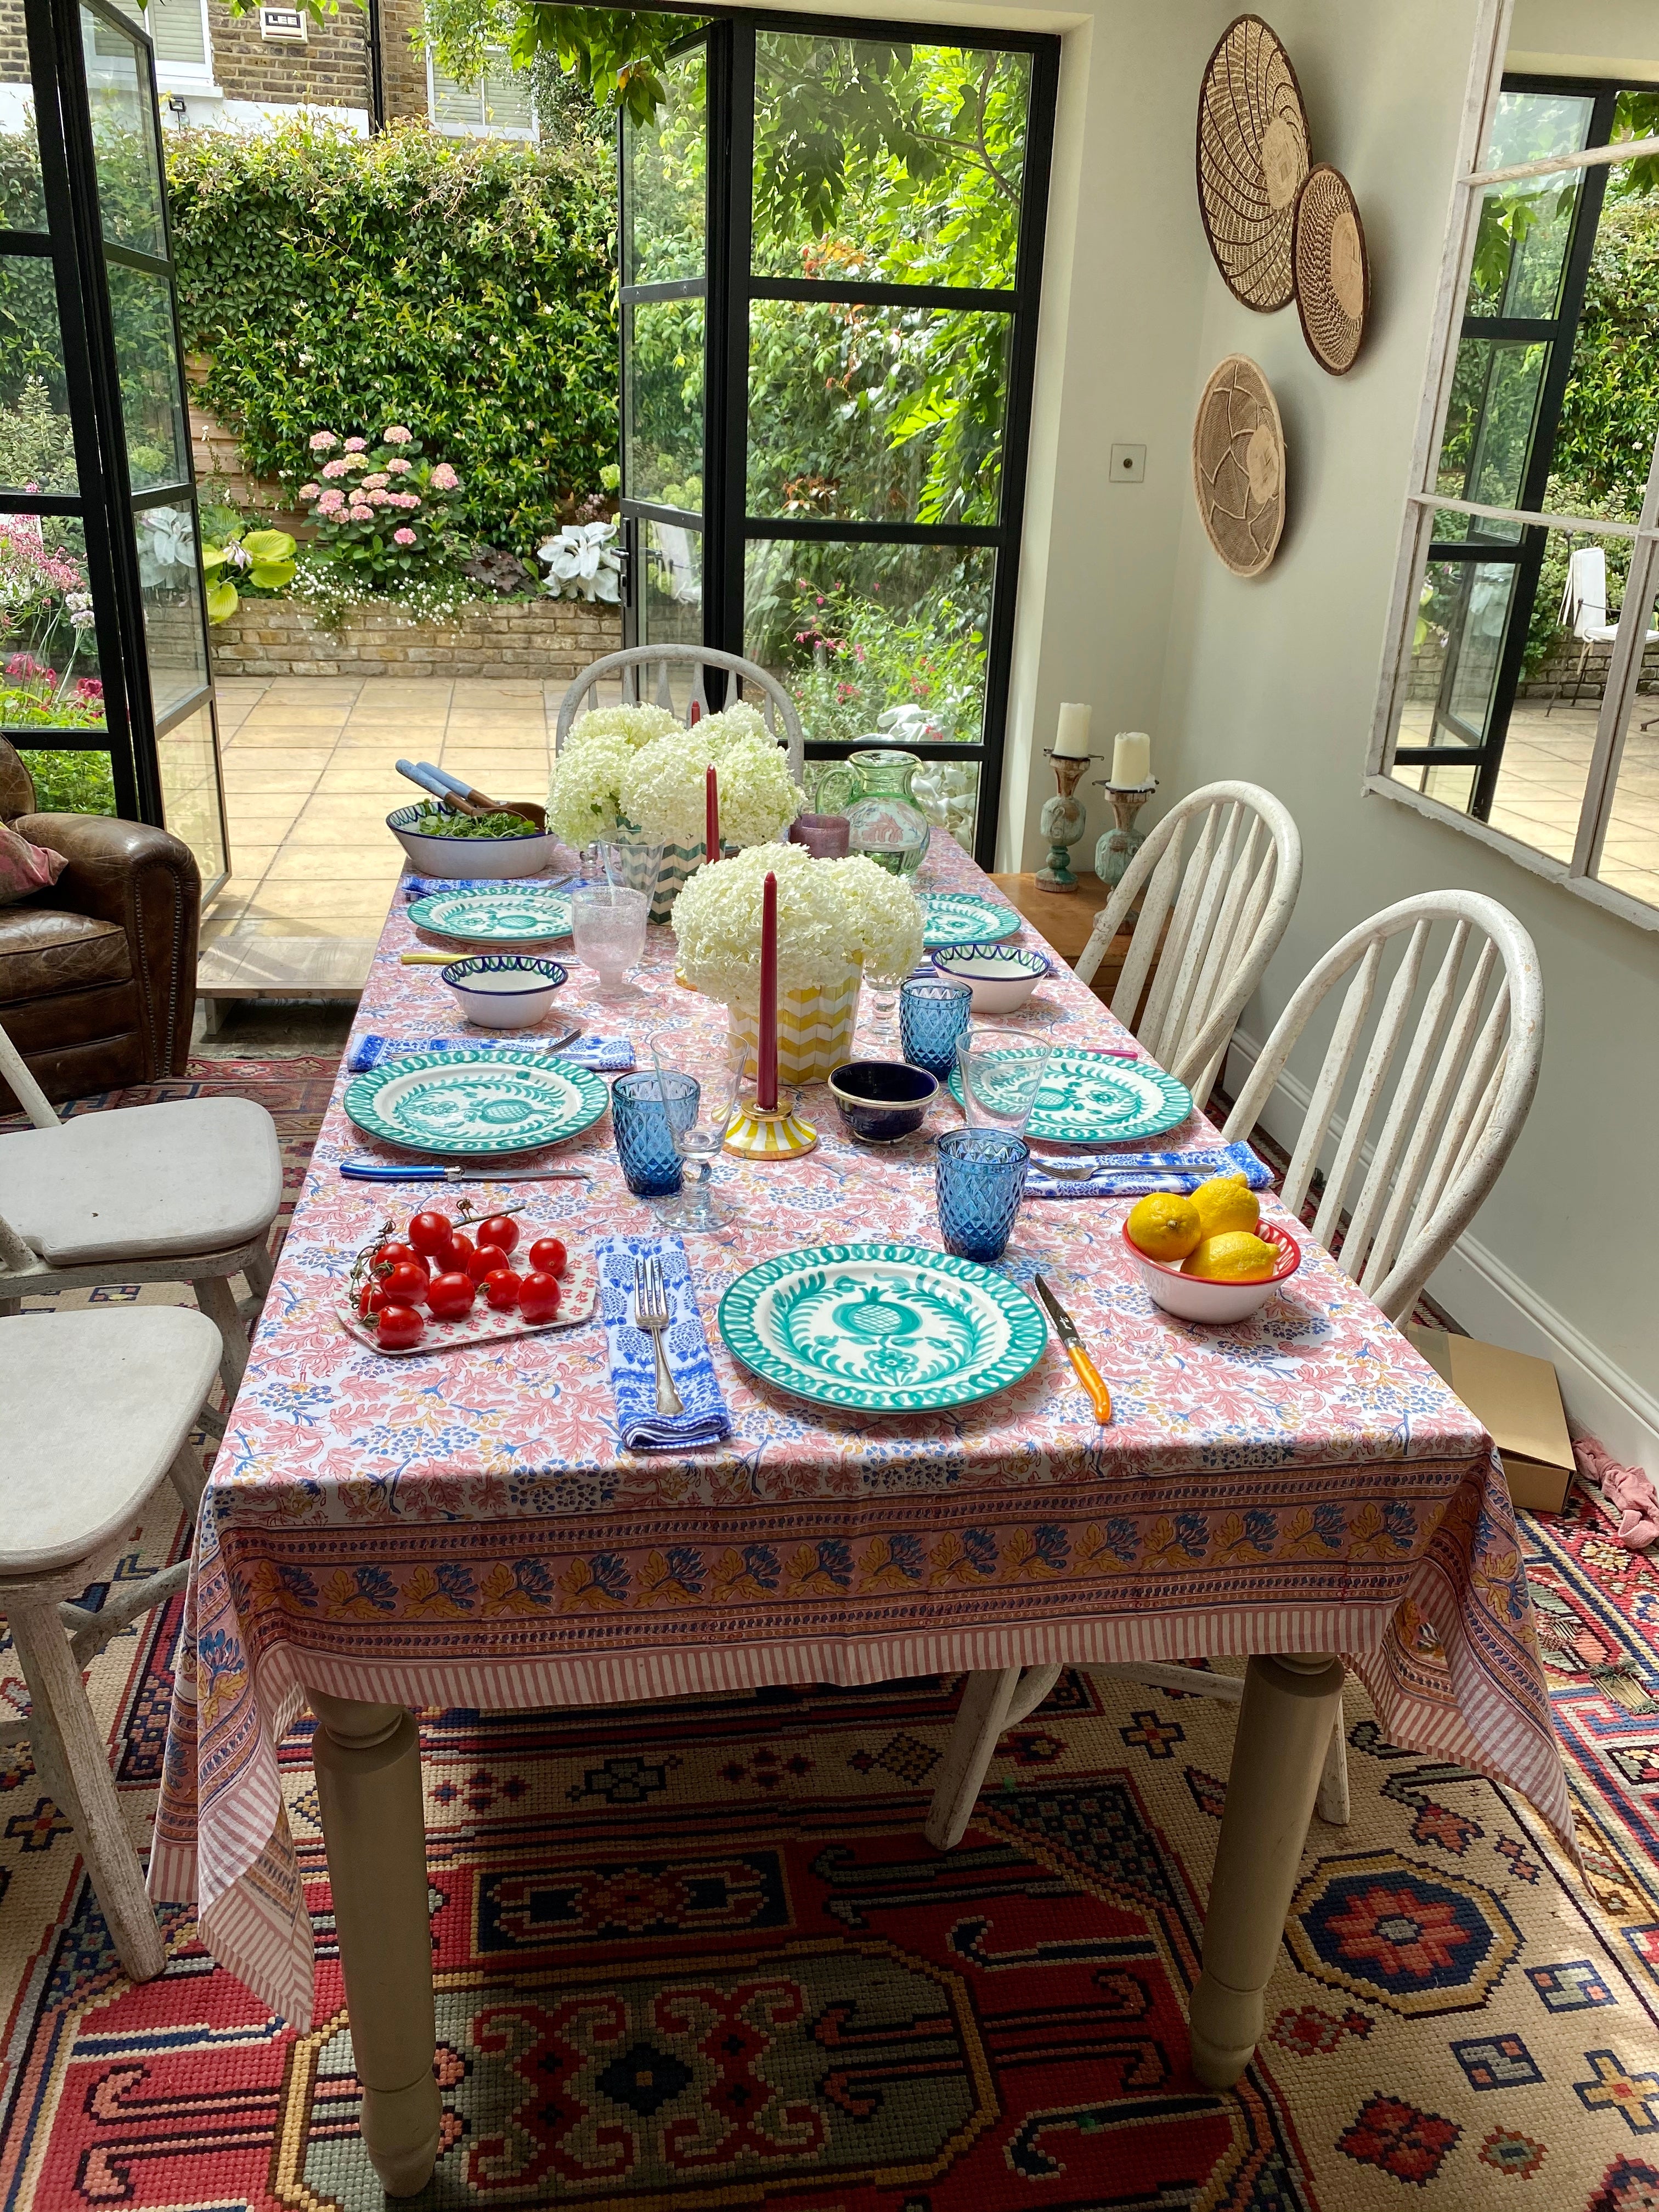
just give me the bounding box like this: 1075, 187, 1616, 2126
545, 703, 681, 844
619, 707, 802, 850
671, 840, 923, 1009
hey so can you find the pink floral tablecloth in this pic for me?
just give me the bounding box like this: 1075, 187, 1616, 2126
149, 836, 1570, 2030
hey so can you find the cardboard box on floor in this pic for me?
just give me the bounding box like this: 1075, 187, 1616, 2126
1406, 1325, 1575, 1514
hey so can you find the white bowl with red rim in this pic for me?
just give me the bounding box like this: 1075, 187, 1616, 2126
1123, 1215, 1301, 1323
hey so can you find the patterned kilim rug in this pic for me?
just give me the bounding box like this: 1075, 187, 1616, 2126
3, 1062, 1659, 2209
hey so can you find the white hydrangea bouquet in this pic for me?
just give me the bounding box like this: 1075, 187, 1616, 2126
547, 701, 803, 921
672, 840, 924, 1083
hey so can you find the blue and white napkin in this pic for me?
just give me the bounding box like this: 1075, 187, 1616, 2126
1024, 1140, 1272, 1200
402, 872, 577, 900
596, 1234, 732, 1452
346, 1033, 635, 1074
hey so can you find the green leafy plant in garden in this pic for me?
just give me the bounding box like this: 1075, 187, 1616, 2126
14, 747, 116, 815
292, 422, 464, 586
164, 119, 617, 558
202, 524, 298, 623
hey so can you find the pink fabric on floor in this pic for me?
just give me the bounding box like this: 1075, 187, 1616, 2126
1574, 1435, 1659, 1550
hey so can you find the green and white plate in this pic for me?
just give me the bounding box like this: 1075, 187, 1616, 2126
343, 1051, 608, 1158
949, 1046, 1192, 1144
719, 1241, 1047, 1413
407, 889, 574, 944
920, 891, 1022, 949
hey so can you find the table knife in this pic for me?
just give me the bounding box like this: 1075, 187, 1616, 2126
341, 1155, 592, 1183
1032, 1273, 1113, 1424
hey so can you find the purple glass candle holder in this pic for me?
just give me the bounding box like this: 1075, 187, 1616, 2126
788, 814, 851, 860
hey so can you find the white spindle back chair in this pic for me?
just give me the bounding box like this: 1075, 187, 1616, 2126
1221, 890, 1543, 1327
1075, 782, 1301, 1108
556, 646, 805, 785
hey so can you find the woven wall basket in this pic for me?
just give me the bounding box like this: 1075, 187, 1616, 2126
1192, 354, 1287, 578
1196, 14, 1310, 312
1294, 162, 1371, 374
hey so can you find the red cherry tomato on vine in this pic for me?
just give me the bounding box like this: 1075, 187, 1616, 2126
426, 1270, 476, 1321
482, 1267, 522, 1312
376, 1303, 425, 1351
380, 1260, 430, 1305
464, 1240, 504, 1284
444, 1233, 477, 1277
477, 1215, 518, 1257
407, 1211, 453, 1258
527, 1237, 567, 1279
358, 1280, 389, 1319
517, 1271, 561, 1324
374, 1239, 424, 1278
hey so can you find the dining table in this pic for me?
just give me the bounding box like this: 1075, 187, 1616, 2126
148, 827, 1572, 2198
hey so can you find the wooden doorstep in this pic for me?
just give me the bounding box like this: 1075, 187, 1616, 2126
196, 936, 378, 1002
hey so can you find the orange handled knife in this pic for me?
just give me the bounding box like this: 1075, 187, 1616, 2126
1032, 1273, 1113, 1425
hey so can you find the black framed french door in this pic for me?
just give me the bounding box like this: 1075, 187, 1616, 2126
2, 0, 226, 889
619, 12, 1058, 870
1397, 75, 1620, 821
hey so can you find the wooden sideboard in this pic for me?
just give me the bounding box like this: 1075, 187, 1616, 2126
989, 871, 1128, 1004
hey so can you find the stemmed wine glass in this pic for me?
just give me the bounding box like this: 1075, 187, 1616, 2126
648, 1030, 747, 1233
860, 950, 915, 1058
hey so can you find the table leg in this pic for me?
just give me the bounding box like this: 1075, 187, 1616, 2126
1188, 1652, 1344, 2089
308, 1691, 441, 2198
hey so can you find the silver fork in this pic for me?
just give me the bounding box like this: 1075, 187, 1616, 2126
632, 1253, 683, 1418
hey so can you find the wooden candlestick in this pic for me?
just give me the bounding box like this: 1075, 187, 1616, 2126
1035, 749, 1096, 893
705, 764, 719, 870
1093, 777, 1158, 890
757, 869, 778, 1112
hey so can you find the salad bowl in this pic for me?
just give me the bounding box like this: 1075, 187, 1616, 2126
387, 802, 565, 879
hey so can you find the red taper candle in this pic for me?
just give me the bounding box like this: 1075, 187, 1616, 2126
757, 868, 778, 1113
705, 762, 719, 868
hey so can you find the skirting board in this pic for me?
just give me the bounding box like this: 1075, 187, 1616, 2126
1223, 1029, 1659, 1476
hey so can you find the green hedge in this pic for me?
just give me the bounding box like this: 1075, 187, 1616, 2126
165, 119, 619, 556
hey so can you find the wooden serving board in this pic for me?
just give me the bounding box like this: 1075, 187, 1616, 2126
338, 1246, 598, 1357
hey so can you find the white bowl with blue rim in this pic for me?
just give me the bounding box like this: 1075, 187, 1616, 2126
930, 942, 1049, 1013
439, 954, 568, 1029
387, 801, 565, 879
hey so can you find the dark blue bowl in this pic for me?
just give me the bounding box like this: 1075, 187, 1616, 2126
827, 1059, 939, 1143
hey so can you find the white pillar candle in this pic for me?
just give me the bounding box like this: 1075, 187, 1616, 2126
1053, 701, 1093, 758
1111, 731, 1152, 786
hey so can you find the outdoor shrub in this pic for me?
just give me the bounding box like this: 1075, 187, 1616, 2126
165, 119, 618, 557
15, 747, 116, 815
295, 423, 464, 585
0, 378, 78, 494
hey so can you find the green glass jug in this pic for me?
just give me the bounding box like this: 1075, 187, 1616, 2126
815, 748, 930, 878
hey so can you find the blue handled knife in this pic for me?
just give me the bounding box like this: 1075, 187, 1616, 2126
341, 1155, 592, 1182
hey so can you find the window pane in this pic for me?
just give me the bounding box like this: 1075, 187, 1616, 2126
0, 256, 78, 493
747, 299, 1009, 526
1545, 162, 1658, 529
623, 42, 705, 286
1467, 92, 1594, 320
640, 517, 702, 648
1396, 557, 1520, 759
80, 2, 167, 259
481, 59, 533, 135
430, 65, 481, 132
1434, 337, 1547, 531
15, 746, 117, 814
158, 695, 225, 883
0, 512, 105, 731
136, 501, 208, 721
1596, 651, 1659, 910
0, 0, 47, 229
108, 261, 189, 490
745, 538, 992, 748
623, 297, 703, 510
752, 36, 1030, 289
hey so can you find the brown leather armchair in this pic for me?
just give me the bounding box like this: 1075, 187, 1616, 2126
0, 738, 199, 1110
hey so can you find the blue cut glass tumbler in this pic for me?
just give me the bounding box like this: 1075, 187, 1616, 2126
900, 977, 973, 1082
935, 1127, 1029, 1262
612, 1070, 695, 1198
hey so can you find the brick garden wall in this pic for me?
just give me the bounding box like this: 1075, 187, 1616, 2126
211, 594, 620, 681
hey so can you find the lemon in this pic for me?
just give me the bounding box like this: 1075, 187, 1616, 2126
1125, 1192, 1203, 1262
1190, 1171, 1260, 1240
1182, 1231, 1279, 1282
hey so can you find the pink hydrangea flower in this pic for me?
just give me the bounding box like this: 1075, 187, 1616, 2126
298, 481, 320, 500
315, 488, 346, 513
365, 488, 391, 506
321, 458, 351, 479
392, 527, 417, 546
383, 425, 413, 445
348, 506, 373, 522
343, 437, 368, 453
360, 472, 389, 489
309, 430, 338, 453
385, 457, 411, 475
428, 462, 458, 490
396, 492, 421, 510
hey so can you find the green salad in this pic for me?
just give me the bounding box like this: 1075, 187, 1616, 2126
408, 806, 541, 840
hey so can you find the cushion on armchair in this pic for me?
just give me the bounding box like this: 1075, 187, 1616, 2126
0, 820, 67, 904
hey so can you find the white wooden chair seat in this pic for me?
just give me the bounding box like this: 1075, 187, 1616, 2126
0, 1097, 281, 1266
2, 1307, 221, 1981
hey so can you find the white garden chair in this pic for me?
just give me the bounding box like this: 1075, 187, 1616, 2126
2, 1304, 222, 1980
556, 645, 806, 785
0, 1019, 283, 1402
1075, 782, 1301, 1109
926, 889, 1544, 1855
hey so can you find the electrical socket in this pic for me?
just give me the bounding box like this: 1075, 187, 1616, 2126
1110, 443, 1147, 483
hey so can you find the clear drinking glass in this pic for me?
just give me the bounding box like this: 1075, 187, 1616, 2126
860, 953, 914, 1056
955, 1028, 1054, 1136
650, 1031, 747, 1232
600, 839, 666, 894
571, 885, 648, 996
